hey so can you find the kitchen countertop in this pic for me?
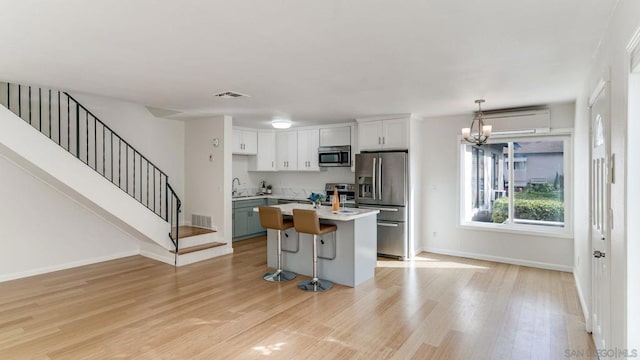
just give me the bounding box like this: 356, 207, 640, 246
254, 203, 378, 221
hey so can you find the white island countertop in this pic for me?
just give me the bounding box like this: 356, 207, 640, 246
254, 203, 379, 221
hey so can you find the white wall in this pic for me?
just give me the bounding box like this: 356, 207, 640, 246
71, 92, 185, 204
0, 155, 139, 281
185, 116, 232, 246
416, 102, 575, 271
232, 155, 355, 196
574, 0, 640, 350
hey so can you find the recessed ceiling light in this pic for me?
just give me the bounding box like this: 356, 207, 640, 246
213, 91, 250, 99
271, 119, 292, 129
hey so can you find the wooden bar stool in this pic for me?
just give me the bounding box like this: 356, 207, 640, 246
292, 209, 337, 292
258, 206, 297, 282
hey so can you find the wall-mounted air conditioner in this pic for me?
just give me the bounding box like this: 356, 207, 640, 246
482, 107, 550, 135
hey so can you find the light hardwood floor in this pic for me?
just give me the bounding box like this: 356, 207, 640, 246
0, 236, 593, 359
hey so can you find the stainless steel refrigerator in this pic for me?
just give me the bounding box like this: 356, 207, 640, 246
355, 151, 408, 260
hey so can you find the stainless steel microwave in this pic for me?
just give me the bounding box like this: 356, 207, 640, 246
318, 145, 351, 167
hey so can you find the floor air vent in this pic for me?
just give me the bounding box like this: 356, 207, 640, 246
192, 214, 213, 228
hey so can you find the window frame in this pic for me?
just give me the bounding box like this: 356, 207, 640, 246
457, 131, 573, 239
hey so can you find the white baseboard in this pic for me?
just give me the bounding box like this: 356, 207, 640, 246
139, 249, 174, 266
0, 250, 139, 283
573, 269, 591, 331
139, 241, 174, 265
421, 246, 572, 272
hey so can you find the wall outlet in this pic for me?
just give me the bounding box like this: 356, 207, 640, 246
432, 231, 437, 238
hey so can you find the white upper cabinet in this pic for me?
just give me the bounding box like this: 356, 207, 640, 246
357, 117, 409, 151
249, 130, 277, 171
381, 118, 409, 149
297, 129, 320, 171
276, 131, 298, 171
319, 126, 350, 147
232, 128, 257, 155
357, 121, 383, 151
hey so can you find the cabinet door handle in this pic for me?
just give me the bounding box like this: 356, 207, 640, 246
378, 137, 381, 145
383, 137, 385, 145
272, 161, 274, 168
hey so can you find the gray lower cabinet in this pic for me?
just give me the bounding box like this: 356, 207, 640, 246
233, 198, 273, 241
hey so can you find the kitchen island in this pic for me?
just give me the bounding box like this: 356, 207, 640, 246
256, 203, 379, 287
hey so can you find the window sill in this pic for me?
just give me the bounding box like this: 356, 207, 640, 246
457, 221, 573, 239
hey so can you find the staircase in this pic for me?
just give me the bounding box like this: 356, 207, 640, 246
0, 82, 225, 267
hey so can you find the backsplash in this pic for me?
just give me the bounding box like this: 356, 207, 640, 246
232, 155, 354, 197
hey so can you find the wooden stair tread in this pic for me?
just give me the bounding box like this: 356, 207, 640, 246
171, 226, 216, 239
171, 242, 226, 255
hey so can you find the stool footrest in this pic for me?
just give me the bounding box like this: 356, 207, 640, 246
264, 270, 296, 282
297, 279, 333, 292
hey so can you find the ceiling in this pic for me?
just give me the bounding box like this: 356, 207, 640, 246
0, 0, 617, 128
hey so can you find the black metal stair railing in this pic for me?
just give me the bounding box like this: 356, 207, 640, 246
2, 82, 181, 253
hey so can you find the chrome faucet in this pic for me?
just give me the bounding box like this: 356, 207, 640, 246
232, 177, 241, 196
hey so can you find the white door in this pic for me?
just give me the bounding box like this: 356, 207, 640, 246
590, 81, 611, 350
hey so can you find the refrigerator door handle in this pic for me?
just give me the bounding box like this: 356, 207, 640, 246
377, 222, 399, 227
378, 156, 383, 199
372, 157, 377, 200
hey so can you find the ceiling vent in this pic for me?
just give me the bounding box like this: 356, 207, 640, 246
213, 91, 250, 99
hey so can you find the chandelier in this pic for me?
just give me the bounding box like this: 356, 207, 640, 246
461, 99, 492, 145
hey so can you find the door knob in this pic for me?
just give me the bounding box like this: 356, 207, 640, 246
593, 250, 606, 258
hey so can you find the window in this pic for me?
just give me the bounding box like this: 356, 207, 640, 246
460, 136, 571, 236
